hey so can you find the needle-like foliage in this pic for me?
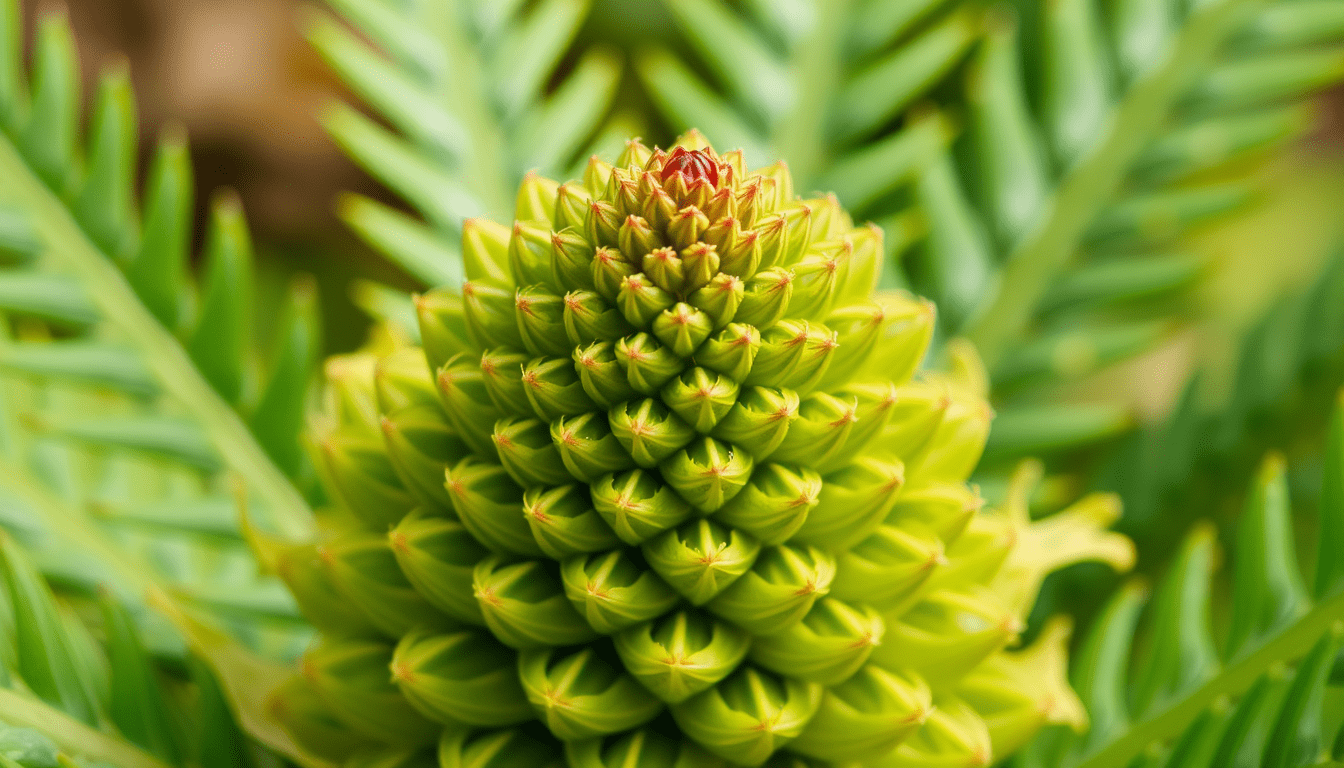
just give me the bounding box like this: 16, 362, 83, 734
0, 2, 331, 764
308, 0, 628, 288
640, 0, 1344, 459
1018, 391, 1344, 768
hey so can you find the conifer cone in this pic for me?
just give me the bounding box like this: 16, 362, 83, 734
272, 133, 1132, 767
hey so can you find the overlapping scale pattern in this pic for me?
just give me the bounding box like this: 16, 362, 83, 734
272, 134, 1129, 767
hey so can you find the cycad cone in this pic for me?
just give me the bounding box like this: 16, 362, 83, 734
270, 133, 1134, 768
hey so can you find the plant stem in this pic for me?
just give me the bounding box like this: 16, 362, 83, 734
0, 136, 314, 541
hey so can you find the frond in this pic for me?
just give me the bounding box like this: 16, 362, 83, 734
0, 531, 261, 768
0, 3, 329, 764
641, 0, 1344, 459
0, 4, 321, 522
309, 0, 628, 287
1016, 390, 1344, 768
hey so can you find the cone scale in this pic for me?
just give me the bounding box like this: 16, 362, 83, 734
278, 134, 1100, 767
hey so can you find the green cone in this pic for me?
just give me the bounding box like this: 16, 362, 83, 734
789, 665, 932, 762
284, 137, 1101, 765
671, 667, 821, 765
614, 609, 750, 703
493, 416, 572, 487
445, 457, 542, 557
380, 404, 471, 513
389, 508, 488, 624
268, 675, 375, 760
591, 469, 695, 544
301, 637, 440, 746
517, 647, 664, 739
391, 627, 532, 726
565, 728, 729, 768
707, 544, 835, 635
660, 438, 754, 513
438, 728, 565, 768
643, 519, 760, 605
560, 549, 680, 633
792, 456, 905, 550
551, 413, 636, 481
748, 598, 884, 684
831, 524, 944, 613
714, 464, 821, 545
473, 556, 598, 649
522, 484, 621, 559
320, 531, 449, 639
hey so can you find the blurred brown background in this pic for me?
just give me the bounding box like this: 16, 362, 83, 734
24, 0, 403, 351
26, 0, 684, 351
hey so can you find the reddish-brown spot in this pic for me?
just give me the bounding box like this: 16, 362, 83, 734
846, 632, 877, 650
793, 579, 818, 596
661, 147, 719, 186
480, 358, 497, 376
522, 370, 541, 389
560, 430, 580, 447
448, 479, 466, 496
788, 493, 815, 508
516, 296, 535, 316
901, 707, 929, 725
542, 688, 573, 709
769, 406, 794, 422
389, 530, 410, 553
391, 660, 416, 683
829, 410, 858, 428
477, 586, 503, 607
586, 582, 610, 599
564, 294, 585, 314
494, 433, 513, 449
672, 206, 702, 223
